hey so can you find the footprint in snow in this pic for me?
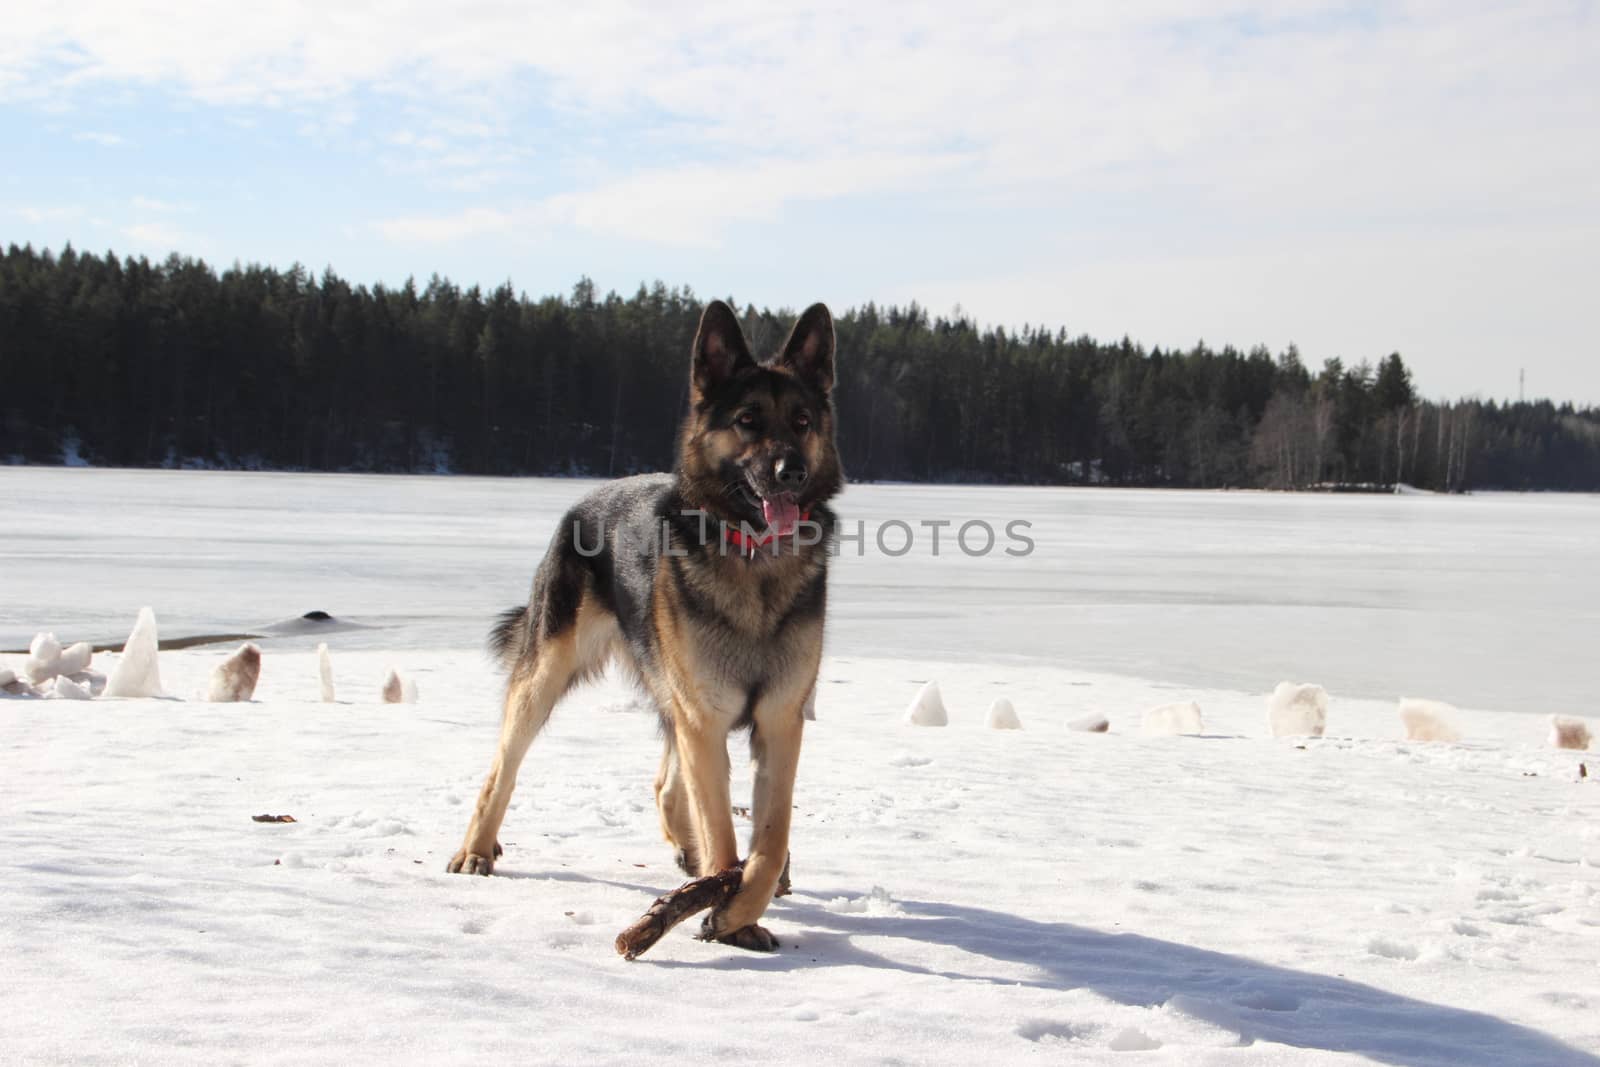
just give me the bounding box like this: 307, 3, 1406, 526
1366, 936, 1420, 960
1015, 1019, 1093, 1043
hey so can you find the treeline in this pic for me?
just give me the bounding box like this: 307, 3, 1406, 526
2, 243, 1597, 491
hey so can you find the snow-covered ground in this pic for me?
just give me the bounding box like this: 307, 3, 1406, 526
4, 646, 1598, 1065
4, 469, 1600, 1063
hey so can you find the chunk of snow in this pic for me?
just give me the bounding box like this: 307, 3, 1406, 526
1548, 716, 1591, 751
45, 675, 93, 700
903, 681, 948, 726
57, 641, 92, 676
382, 669, 415, 704
1143, 701, 1203, 736
207, 643, 261, 702
0, 666, 16, 688
1398, 698, 1461, 743
802, 690, 817, 722
102, 607, 165, 699
70, 670, 107, 697
985, 697, 1022, 729
318, 643, 335, 703
1266, 681, 1329, 738
1069, 713, 1110, 733
25, 632, 64, 683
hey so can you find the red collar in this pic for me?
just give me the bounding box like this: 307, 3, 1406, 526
722, 511, 810, 553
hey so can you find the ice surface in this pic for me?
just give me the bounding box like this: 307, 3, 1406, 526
1399, 698, 1462, 742
206, 643, 261, 702
1547, 716, 1590, 751
1267, 681, 1329, 738
904, 680, 948, 726
1143, 701, 1204, 736
5, 470, 1599, 718
317, 643, 335, 703
985, 697, 1022, 729
102, 607, 165, 699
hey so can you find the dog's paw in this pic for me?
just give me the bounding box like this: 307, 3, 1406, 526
700, 917, 779, 952
672, 846, 698, 877
446, 845, 497, 875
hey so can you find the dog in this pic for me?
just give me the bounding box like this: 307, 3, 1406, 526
447, 300, 842, 951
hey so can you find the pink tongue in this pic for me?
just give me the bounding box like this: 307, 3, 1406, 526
761, 493, 801, 536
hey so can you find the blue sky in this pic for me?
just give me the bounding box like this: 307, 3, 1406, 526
4, 1, 1597, 402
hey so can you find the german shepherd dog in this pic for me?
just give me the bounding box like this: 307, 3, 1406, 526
447, 300, 842, 951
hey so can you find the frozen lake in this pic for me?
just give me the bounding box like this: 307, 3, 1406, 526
3, 466, 1596, 716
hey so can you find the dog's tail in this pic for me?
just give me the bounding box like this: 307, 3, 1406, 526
488, 604, 530, 671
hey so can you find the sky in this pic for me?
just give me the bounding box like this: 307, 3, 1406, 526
3, 1, 1597, 403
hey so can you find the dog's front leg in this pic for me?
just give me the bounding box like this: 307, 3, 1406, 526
702, 704, 803, 951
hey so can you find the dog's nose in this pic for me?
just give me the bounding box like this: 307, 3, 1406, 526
775, 456, 808, 490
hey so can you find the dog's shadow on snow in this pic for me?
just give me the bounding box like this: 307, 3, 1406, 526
646, 886, 1595, 1067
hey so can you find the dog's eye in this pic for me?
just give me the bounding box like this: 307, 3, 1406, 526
737, 411, 759, 428
793, 412, 812, 432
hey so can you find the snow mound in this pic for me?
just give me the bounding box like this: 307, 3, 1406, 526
824, 886, 902, 916
1398, 698, 1461, 743
318, 643, 335, 703
1266, 681, 1328, 738
45, 675, 93, 700
1069, 713, 1110, 733
207, 643, 261, 702
986, 697, 1022, 729
1143, 701, 1203, 736
903, 681, 948, 726
1547, 716, 1591, 751
103, 608, 165, 699
382, 668, 417, 704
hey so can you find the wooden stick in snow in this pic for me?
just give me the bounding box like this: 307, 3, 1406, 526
614, 867, 743, 960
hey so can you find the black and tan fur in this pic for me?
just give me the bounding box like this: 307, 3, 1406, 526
447, 301, 842, 951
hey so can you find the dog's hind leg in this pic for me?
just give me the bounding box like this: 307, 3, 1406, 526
448, 590, 615, 876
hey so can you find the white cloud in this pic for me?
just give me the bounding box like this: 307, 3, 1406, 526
72, 130, 124, 146
121, 221, 194, 250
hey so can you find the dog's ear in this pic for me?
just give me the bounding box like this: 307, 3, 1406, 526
691, 300, 755, 395
776, 303, 835, 396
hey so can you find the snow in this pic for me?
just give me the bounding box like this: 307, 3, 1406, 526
1069, 712, 1110, 733
1267, 681, 1330, 738
43, 674, 92, 700
1549, 717, 1591, 751
4, 648, 1599, 1065
1142, 701, 1204, 736
1400, 698, 1463, 743
102, 606, 165, 698
904, 680, 949, 726
986, 697, 1023, 729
